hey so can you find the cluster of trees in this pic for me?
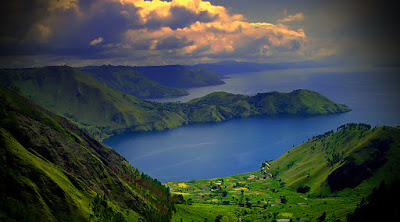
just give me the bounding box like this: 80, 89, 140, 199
90, 195, 126, 222
312, 130, 334, 140
337, 123, 371, 131
327, 151, 343, 167
310, 123, 372, 142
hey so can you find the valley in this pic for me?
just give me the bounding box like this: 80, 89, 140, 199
0, 65, 398, 221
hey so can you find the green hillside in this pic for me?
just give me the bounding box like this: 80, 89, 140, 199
186, 66, 224, 80
166, 124, 400, 221
0, 86, 176, 221
269, 123, 400, 195
186, 90, 350, 122
0, 66, 349, 140
0, 66, 189, 139
79, 65, 189, 99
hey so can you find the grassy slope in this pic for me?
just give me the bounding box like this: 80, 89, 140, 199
79, 65, 189, 99
0, 66, 189, 139
269, 124, 400, 195
187, 90, 350, 123
186, 66, 224, 79
166, 125, 400, 221
0, 67, 349, 140
0, 86, 175, 221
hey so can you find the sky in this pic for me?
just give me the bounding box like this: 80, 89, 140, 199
0, 0, 399, 68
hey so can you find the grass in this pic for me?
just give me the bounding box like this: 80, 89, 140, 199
167, 172, 359, 221
172, 204, 240, 222
0, 128, 93, 221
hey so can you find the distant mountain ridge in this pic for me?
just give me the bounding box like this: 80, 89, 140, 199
191, 60, 328, 75
0, 66, 350, 139
79, 65, 225, 99
79, 65, 189, 99
132, 65, 225, 88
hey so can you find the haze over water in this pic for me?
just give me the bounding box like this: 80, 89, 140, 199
104, 67, 400, 182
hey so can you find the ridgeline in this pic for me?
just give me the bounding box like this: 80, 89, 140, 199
0, 66, 350, 140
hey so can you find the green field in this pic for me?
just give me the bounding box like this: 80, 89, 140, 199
168, 172, 361, 221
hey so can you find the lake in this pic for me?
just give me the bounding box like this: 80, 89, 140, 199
104, 66, 400, 182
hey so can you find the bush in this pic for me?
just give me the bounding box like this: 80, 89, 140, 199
297, 185, 311, 193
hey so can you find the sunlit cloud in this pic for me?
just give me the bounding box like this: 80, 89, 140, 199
277, 12, 305, 23
120, 0, 306, 60
90, 37, 104, 46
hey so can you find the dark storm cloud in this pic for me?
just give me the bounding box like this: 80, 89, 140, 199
0, 0, 50, 40
0, 0, 142, 58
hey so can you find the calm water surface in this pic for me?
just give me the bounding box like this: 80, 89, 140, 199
104, 67, 400, 182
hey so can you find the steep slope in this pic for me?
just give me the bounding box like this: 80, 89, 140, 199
0, 66, 188, 139
269, 123, 400, 195
134, 65, 225, 88
79, 65, 189, 99
0, 86, 175, 221
185, 66, 224, 79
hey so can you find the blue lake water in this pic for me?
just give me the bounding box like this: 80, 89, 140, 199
104, 67, 400, 182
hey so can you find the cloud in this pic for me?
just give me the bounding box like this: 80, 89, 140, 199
0, 0, 308, 67
154, 36, 194, 50
277, 13, 305, 23
90, 37, 104, 46
121, 0, 306, 59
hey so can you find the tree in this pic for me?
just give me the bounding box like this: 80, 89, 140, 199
317, 212, 326, 222
297, 185, 311, 193
280, 196, 287, 204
